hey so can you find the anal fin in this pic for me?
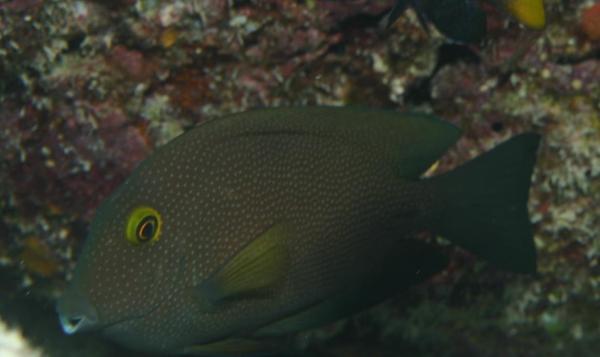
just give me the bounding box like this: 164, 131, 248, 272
255, 238, 447, 336
182, 338, 275, 356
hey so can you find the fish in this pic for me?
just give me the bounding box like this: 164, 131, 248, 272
504, 0, 546, 29
384, 0, 546, 43
56, 107, 540, 355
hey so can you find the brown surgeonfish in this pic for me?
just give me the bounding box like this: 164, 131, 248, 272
56, 107, 540, 355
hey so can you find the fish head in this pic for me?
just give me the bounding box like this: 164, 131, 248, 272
56, 165, 191, 352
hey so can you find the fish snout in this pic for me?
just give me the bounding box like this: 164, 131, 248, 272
56, 291, 99, 334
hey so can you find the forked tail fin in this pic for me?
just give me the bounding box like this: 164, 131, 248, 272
427, 133, 540, 273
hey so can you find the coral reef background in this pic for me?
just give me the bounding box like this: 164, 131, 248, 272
0, 0, 598, 356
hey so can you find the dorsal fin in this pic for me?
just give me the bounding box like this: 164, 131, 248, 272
193, 107, 461, 178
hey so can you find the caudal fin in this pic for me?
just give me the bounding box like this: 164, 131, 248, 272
428, 133, 540, 273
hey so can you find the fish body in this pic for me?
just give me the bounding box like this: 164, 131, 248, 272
57, 107, 539, 355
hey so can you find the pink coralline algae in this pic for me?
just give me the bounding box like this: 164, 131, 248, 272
0, 0, 44, 12
108, 45, 158, 81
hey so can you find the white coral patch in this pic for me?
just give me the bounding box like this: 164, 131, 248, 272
0, 319, 42, 357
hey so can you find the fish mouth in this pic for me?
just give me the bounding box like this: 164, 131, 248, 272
59, 309, 98, 335
58, 290, 164, 335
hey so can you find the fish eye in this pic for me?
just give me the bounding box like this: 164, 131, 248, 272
126, 206, 162, 245
137, 216, 157, 242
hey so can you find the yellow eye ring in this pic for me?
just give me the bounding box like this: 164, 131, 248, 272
126, 206, 162, 245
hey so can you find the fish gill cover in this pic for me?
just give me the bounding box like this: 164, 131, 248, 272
0, 0, 599, 356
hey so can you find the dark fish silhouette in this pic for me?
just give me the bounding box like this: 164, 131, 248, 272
384, 0, 546, 43
57, 107, 539, 355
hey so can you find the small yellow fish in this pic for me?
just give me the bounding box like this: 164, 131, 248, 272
505, 0, 546, 29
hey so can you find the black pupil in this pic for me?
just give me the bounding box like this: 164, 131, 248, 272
138, 216, 157, 241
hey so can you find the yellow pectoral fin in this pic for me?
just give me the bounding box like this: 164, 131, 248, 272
505, 0, 546, 29
198, 224, 290, 305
